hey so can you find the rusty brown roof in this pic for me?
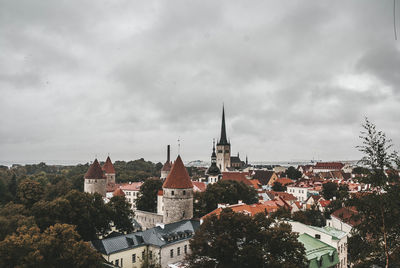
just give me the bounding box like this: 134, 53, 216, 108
85, 159, 106, 180
162, 155, 193, 189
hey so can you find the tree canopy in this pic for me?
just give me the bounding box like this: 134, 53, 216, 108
135, 178, 163, 213
0, 224, 103, 268
348, 118, 400, 268
193, 180, 258, 218
187, 208, 307, 268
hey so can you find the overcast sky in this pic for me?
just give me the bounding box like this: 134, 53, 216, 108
1, 0, 399, 164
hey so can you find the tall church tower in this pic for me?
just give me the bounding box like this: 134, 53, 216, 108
216, 106, 231, 171
162, 155, 193, 224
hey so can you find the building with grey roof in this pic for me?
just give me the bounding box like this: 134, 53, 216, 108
92, 219, 200, 268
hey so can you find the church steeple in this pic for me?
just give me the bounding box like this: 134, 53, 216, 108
218, 105, 229, 145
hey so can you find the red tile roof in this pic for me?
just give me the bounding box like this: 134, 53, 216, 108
102, 156, 116, 174
268, 191, 297, 201
162, 155, 193, 189
192, 181, 207, 192
85, 159, 106, 180
249, 179, 261, 189
314, 162, 344, 170
113, 188, 125, 197
161, 161, 172, 172
157, 190, 163, 196
120, 182, 143, 191
319, 200, 331, 207
331, 206, 359, 226
275, 177, 294, 186
221, 172, 252, 186
201, 203, 278, 220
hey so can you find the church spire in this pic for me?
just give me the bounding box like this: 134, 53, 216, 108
218, 105, 229, 145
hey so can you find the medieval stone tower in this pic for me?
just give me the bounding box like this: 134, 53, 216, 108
84, 159, 107, 197
102, 156, 116, 185
162, 155, 193, 224
216, 106, 231, 171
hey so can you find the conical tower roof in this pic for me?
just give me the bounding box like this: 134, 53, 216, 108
163, 155, 193, 189
85, 159, 106, 180
102, 156, 116, 174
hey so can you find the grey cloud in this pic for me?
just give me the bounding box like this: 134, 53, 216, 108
0, 0, 399, 163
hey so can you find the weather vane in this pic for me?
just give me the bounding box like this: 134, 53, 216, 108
177, 137, 181, 155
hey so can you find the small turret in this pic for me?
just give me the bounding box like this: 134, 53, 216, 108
84, 159, 107, 197
102, 156, 116, 184
161, 145, 172, 180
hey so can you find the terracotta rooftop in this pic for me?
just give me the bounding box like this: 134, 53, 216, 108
113, 188, 125, 197
314, 162, 344, 170
162, 155, 193, 189
192, 181, 207, 192
202, 203, 278, 220
102, 156, 116, 174
161, 161, 172, 172
275, 177, 294, 186
221, 172, 252, 186
85, 159, 106, 180
331, 207, 359, 226
120, 182, 143, 191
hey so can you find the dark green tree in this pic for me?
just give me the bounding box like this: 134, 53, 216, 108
17, 179, 44, 207
136, 179, 163, 212
193, 180, 258, 218
348, 118, 400, 268
321, 182, 337, 200
272, 181, 287, 192
107, 196, 134, 233
285, 166, 302, 180
187, 209, 307, 268
0, 224, 103, 268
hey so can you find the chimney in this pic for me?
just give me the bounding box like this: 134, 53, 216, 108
167, 145, 170, 162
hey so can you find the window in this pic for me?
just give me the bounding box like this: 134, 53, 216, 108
171, 191, 174, 196
183, 190, 186, 195
177, 247, 181, 256
142, 250, 145, 259
170, 249, 174, 258
149, 251, 153, 259
315, 234, 321, 239
115, 259, 119, 266
121, 258, 123, 267
132, 254, 136, 263
184, 245, 187, 254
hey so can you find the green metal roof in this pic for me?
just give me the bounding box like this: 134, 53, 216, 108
298, 233, 339, 268
309, 225, 347, 240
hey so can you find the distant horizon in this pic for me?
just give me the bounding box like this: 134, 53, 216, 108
0, 158, 360, 168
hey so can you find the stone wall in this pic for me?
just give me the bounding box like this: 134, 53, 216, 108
135, 210, 163, 230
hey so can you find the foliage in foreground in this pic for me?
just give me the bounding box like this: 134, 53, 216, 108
348, 118, 400, 268
187, 209, 307, 268
0, 223, 103, 268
